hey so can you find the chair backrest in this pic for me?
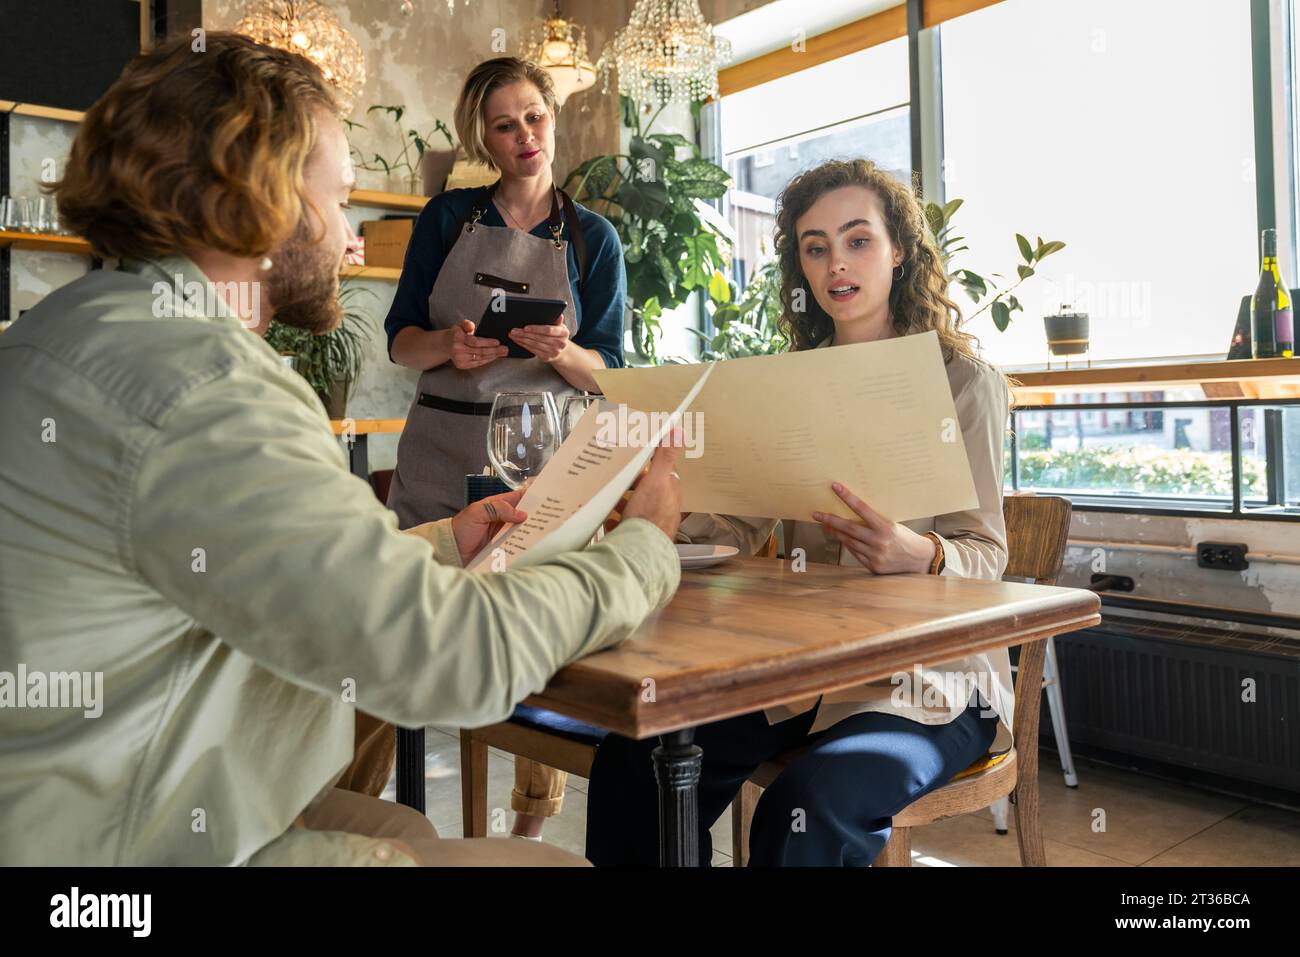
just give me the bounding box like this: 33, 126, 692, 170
1002, 494, 1072, 586
1001, 494, 1073, 763
369, 468, 395, 505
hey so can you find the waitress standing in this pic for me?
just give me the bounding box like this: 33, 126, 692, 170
383, 57, 626, 840
385, 56, 625, 527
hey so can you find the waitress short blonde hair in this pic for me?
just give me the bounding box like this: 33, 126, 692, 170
454, 57, 558, 169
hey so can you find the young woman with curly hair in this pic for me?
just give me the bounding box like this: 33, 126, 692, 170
585, 158, 1014, 867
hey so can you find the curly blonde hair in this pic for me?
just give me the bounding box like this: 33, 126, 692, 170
774, 159, 982, 366
54, 32, 339, 261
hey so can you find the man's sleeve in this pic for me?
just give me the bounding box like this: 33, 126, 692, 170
127, 358, 681, 729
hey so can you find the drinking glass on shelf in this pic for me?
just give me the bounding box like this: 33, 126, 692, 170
1, 195, 22, 232
486, 391, 560, 490
14, 196, 32, 232
559, 393, 599, 441
31, 196, 51, 234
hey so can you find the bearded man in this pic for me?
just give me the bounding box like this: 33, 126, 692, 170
0, 32, 684, 867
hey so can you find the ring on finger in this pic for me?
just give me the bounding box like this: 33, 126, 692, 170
483, 502, 498, 523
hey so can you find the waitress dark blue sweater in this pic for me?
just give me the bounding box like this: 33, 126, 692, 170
384, 186, 626, 369
382, 185, 627, 528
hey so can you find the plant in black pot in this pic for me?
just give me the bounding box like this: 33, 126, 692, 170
265, 282, 378, 419
925, 198, 1068, 345
1042, 304, 1090, 366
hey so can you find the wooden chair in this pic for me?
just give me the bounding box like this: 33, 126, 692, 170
732, 494, 1073, 866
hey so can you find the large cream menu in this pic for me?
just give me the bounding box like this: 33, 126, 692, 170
593, 331, 979, 524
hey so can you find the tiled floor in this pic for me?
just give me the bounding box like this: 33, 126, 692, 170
380, 726, 1300, 867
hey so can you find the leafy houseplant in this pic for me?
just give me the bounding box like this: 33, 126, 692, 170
691, 259, 787, 360
265, 283, 377, 419
344, 105, 455, 195
564, 96, 733, 362
925, 198, 1066, 332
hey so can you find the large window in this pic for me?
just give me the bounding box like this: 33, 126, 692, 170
718, 38, 911, 289
941, 0, 1259, 367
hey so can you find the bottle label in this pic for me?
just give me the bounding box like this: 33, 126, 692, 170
1277, 306, 1294, 348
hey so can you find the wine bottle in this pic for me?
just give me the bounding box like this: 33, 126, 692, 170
1252, 229, 1294, 358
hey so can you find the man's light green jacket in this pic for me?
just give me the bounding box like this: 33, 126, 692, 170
0, 255, 679, 865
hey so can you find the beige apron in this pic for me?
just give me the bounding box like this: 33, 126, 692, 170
387, 186, 582, 527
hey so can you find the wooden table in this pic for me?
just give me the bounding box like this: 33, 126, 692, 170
520, 557, 1101, 866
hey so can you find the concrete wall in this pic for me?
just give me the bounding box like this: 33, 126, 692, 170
1058, 509, 1300, 626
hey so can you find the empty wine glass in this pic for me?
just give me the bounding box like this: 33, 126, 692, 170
486, 391, 560, 490
559, 393, 599, 441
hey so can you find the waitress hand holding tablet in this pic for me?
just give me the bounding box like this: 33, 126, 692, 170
384, 58, 627, 529
475, 295, 568, 359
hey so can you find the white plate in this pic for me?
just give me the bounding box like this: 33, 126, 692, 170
675, 544, 740, 570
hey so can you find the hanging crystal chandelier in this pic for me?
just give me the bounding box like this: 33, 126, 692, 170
520, 1, 596, 107
235, 0, 367, 112
601, 0, 732, 106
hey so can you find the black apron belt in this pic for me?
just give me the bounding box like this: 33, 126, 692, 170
418, 393, 495, 416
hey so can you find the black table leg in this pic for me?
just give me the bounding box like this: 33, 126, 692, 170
653, 728, 703, 867
345, 432, 370, 482
395, 726, 425, 813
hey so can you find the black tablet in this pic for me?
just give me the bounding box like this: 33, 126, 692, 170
476, 295, 567, 358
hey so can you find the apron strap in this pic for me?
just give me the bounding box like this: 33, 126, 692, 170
558, 188, 589, 299
444, 181, 589, 299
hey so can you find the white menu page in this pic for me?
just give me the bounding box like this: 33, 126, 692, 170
467, 362, 715, 573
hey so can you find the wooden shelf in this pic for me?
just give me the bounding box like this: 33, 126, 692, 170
329, 418, 405, 435
1, 232, 403, 281
0, 100, 85, 123
0, 230, 93, 254
348, 189, 429, 212
1008, 357, 1300, 402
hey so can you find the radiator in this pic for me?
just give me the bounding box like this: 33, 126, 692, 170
1047, 615, 1300, 793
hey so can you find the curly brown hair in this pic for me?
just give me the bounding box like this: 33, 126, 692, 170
53, 31, 339, 262
773, 158, 981, 365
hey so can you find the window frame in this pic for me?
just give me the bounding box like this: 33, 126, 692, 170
1007, 396, 1300, 522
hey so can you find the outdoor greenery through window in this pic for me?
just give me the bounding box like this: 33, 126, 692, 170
1004, 398, 1300, 516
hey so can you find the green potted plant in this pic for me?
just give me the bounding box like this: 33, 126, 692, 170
266, 283, 377, 419
344, 105, 456, 195
925, 197, 1067, 341
564, 96, 733, 363
690, 258, 787, 360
